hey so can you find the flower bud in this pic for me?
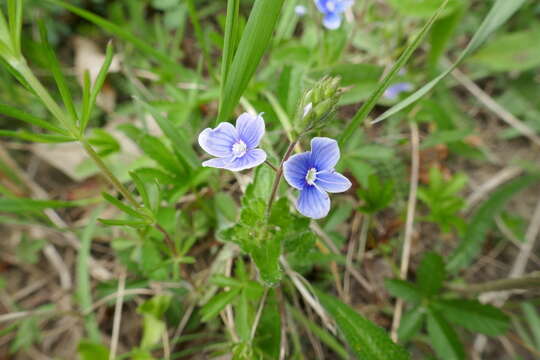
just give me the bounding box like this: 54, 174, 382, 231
294, 76, 341, 133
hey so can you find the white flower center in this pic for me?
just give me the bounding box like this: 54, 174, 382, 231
232, 140, 247, 158
305, 168, 318, 185
326, 1, 336, 12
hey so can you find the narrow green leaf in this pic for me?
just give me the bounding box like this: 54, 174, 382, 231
0, 103, 68, 134
38, 21, 78, 125
289, 305, 349, 360
447, 174, 539, 272
373, 0, 528, 124
433, 299, 510, 336
221, 0, 240, 89
398, 306, 426, 343
339, 0, 449, 145
521, 303, 540, 349
200, 288, 241, 322
417, 252, 445, 297
7, 0, 22, 56
427, 308, 465, 360
0, 129, 75, 143
129, 170, 151, 212
80, 42, 114, 133
101, 192, 147, 220
385, 279, 423, 305
217, 0, 286, 123
45, 0, 179, 69
78, 340, 110, 360
0, 197, 79, 212
316, 290, 410, 360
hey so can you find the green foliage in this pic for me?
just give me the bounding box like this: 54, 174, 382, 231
316, 290, 411, 360
138, 295, 172, 349
447, 174, 540, 272
77, 340, 110, 360
357, 174, 395, 214
417, 167, 467, 233
386, 252, 511, 358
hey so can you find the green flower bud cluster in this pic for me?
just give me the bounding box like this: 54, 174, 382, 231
294, 76, 341, 134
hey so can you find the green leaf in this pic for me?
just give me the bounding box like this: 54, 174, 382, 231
469, 26, 540, 72
0, 129, 75, 143
77, 340, 110, 360
0, 103, 68, 135
101, 192, 148, 220
0, 197, 79, 213
385, 279, 423, 305
38, 21, 78, 125
200, 288, 241, 322
138, 295, 172, 349
373, 0, 528, 124
16, 235, 46, 264
387, 0, 463, 18
433, 299, 510, 336
398, 306, 426, 343
521, 303, 540, 350
426, 308, 465, 360
417, 252, 445, 297
316, 290, 410, 360
220, 0, 240, 91
339, 0, 449, 145
447, 174, 539, 272
80, 42, 114, 133
217, 0, 286, 123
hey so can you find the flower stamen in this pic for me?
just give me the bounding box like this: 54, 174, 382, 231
232, 140, 247, 158
305, 167, 318, 185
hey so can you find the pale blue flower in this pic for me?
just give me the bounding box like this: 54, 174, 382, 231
198, 113, 267, 171
295, 5, 307, 16
315, 0, 354, 30
384, 82, 413, 100
284, 137, 351, 219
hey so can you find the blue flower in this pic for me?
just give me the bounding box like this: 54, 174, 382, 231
384, 82, 413, 100
198, 113, 267, 171
315, 0, 354, 30
284, 137, 351, 219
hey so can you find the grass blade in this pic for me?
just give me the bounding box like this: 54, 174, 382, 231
339, 0, 448, 146
0, 129, 75, 143
372, 0, 528, 124
217, 0, 286, 124
220, 0, 240, 94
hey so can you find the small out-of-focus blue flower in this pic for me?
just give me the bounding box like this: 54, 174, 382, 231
283, 137, 351, 219
315, 0, 354, 30
198, 113, 267, 171
295, 5, 307, 16
384, 82, 413, 100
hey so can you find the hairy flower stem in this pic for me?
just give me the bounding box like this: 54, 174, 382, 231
266, 138, 300, 218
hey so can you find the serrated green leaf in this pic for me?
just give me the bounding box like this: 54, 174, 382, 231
433, 299, 510, 336
316, 290, 410, 360
427, 308, 465, 360
417, 252, 445, 297
447, 174, 539, 272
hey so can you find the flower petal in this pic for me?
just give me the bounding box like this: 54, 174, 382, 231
316, 170, 351, 193
314, 0, 327, 13
296, 186, 330, 219
323, 12, 342, 30
310, 137, 340, 170
334, 0, 354, 13
198, 122, 238, 157
236, 113, 265, 149
226, 149, 267, 171
202, 156, 234, 169
283, 152, 312, 190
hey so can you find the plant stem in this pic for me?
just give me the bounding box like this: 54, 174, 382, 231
264, 160, 278, 172
81, 140, 139, 209
266, 138, 300, 217
357, 213, 371, 262
447, 271, 540, 294
250, 287, 269, 340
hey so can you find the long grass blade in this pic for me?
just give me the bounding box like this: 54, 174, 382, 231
217, 0, 286, 124
339, 0, 448, 146
372, 0, 527, 124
